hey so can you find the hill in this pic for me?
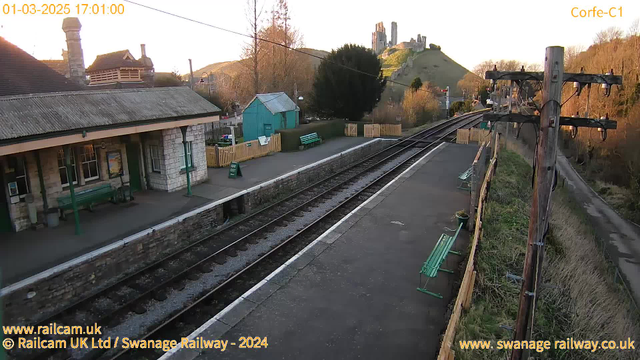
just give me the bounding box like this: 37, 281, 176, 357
191, 48, 329, 79
381, 48, 471, 102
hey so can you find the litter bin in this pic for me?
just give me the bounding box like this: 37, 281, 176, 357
46, 208, 60, 228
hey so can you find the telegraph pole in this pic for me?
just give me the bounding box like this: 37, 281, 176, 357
511, 46, 564, 360
484, 57, 622, 360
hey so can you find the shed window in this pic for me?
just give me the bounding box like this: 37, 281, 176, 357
80, 145, 99, 181
178, 142, 193, 169
58, 149, 78, 187
150, 145, 162, 173
7, 156, 30, 198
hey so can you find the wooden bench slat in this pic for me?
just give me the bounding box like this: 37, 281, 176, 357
300, 132, 321, 146
417, 223, 464, 298
57, 184, 115, 210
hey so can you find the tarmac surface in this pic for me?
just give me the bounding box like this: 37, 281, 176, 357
165, 142, 480, 360
557, 152, 640, 305
0, 137, 371, 285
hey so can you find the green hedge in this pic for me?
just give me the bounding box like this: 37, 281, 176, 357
277, 119, 345, 151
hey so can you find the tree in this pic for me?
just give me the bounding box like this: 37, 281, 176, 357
243, 0, 264, 95
310, 44, 386, 121
401, 83, 439, 127
410, 77, 423, 92
457, 72, 487, 100
594, 27, 623, 44
154, 70, 183, 87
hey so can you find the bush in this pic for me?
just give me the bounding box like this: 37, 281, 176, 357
277, 119, 345, 151
367, 102, 403, 124
401, 83, 440, 127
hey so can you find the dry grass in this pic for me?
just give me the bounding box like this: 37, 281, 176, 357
455, 147, 640, 360
545, 189, 640, 360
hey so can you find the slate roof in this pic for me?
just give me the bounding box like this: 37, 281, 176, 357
0, 87, 221, 143
41, 59, 69, 76
247, 92, 298, 115
86, 50, 146, 72
0, 37, 83, 96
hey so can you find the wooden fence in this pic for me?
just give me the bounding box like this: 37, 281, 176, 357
379, 124, 402, 136
470, 128, 491, 143
437, 133, 499, 360
345, 123, 401, 138
206, 133, 281, 168
456, 129, 470, 144
364, 124, 381, 138
345, 123, 358, 137
456, 128, 490, 144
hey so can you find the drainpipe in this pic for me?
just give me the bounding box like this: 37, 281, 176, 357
180, 126, 192, 196
64, 146, 81, 235
35, 150, 48, 211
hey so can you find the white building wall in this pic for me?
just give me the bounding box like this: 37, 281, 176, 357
160, 124, 208, 192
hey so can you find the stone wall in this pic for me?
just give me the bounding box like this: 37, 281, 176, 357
1, 139, 393, 325
141, 125, 208, 192
162, 125, 208, 192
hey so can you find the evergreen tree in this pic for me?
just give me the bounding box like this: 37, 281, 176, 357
410, 77, 422, 92
310, 44, 386, 121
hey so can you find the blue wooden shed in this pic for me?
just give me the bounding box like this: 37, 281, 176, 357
242, 92, 299, 141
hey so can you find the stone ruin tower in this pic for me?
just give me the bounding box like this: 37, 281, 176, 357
372, 22, 387, 55
390, 22, 397, 47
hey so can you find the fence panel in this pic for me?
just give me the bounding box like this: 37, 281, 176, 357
456, 129, 470, 144
344, 123, 358, 137
206, 133, 281, 168
469, 128, 490, 143
364, 124, 381, 138
379, 124, 402, 136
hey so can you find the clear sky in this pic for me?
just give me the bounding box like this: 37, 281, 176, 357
1, 0, 638, 74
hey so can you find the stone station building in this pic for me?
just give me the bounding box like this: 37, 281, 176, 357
0, 87, 220, 232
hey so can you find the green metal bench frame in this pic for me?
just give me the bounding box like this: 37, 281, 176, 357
57, 184, 116, 219
458, 166, 473, 191
417, 223, 463, 298
300, 132, 322, 147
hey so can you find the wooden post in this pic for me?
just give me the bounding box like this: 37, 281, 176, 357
510, 47, 564, 360
463, 270, 476, 310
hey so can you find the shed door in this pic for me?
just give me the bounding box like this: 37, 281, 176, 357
263, 124, 273, 137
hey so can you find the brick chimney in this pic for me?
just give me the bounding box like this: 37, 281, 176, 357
138, 44, 154, 85
62, 17, 87, 85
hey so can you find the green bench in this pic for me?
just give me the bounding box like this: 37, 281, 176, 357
417, 223, 463, 298
300, 132, 322, 148
458, 166, 473, 191
57, 184, 116, 219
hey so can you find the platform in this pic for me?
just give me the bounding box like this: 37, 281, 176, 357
166, 142, 480, 360
0, 137, 373, 285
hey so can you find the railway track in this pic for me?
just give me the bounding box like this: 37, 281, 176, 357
8, 110, 485, 360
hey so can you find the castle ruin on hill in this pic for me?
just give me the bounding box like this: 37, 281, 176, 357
371, 21, 426, 55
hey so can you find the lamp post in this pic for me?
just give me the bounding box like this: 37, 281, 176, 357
64, 146, 81, 235
180, 126, 192, 196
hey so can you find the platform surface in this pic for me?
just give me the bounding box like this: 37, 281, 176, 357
173, 142, 479, 360
0, 137, 372, 285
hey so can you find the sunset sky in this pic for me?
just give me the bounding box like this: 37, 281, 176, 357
1, 0, 638, 74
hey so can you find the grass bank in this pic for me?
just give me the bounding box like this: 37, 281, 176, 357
568, 158, 640, 225
455, 149, 640, 360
